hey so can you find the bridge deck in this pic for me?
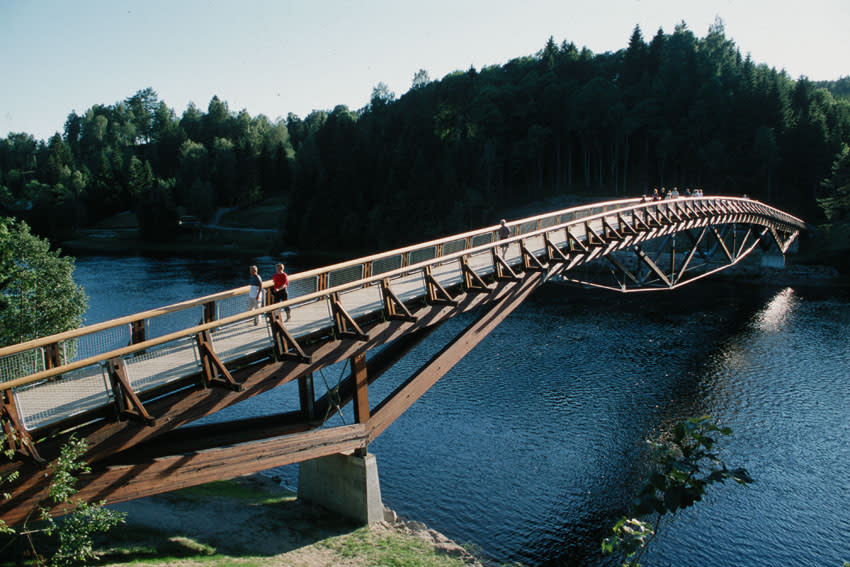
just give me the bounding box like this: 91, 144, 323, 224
1, 197, 804, 436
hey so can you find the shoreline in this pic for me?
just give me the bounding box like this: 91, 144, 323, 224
101, 473, 490, 567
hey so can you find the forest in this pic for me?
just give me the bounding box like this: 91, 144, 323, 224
1, 20, 849, 255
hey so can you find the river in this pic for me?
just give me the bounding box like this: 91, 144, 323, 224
73, 254, 850, 567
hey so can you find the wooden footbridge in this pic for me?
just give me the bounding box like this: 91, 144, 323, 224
0, 196, 804, 525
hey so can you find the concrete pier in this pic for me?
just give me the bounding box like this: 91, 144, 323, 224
298, 452, 384, 524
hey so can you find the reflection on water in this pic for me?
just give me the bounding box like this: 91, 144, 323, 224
73, 257, 850, 567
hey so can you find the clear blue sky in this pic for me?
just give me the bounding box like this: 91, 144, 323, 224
2, 0, 848, 142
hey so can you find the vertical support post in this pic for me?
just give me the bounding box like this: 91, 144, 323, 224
351, 352, 369, 458
44, 342, 62, 369
130, 320, 146, 345
298, 373, 316, 420
203, 301, 216, 324
351, 353, 369, 425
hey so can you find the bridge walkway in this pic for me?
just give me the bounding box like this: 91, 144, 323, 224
0, 196, 805, 526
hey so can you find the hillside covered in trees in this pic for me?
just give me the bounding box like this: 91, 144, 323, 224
2, 20, 849, 255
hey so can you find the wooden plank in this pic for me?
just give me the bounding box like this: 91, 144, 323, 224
367, 271, 545, 439
1, 424, 368, 526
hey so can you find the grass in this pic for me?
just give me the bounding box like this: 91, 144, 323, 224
163, 479, 296, 506
321, 527, 476, 567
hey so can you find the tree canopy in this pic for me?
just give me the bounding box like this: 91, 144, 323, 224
0, 217, 87, 347
1, 22, 848, 255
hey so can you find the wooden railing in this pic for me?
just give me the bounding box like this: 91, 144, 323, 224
0, 196, 805, 432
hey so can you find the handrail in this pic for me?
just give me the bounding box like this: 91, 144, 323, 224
0, 196, 643, 357
0, 195, 804, 384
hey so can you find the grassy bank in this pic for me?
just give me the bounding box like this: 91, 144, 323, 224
0, 475, 490, 567
80, 475, 489, 567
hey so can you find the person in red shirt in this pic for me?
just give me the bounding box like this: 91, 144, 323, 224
272, 263, 292, 321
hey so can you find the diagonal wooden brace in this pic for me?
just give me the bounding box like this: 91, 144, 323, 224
567, 230, 589, 253
270, 311, 311, 363
106, 357, 155, 425
1, 388, 44, 463
331, 293, 369, 341
603, 218, 624, 241
381, 278, 417, 322
461, 257, 492, 293
196, 331, 242, 391
617, 213, 638, 236
521, 243, 547, 272
585, 222, 606, 248
425, 269, 457, 305
493, 251, 520, 281
545, 235, 570, 264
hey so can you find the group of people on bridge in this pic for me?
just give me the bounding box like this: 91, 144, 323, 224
642, 186, 704, 202
248, 263, 292, 325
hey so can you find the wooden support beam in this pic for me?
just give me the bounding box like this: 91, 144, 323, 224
604, 254, 641, 287
299, 373, 316, 420
351, 353, 369, 424
634, 246, 673, 288
106, 358, 155, 426
567, 230, 589, 253
270, 311, 311, 363
0, 389, 43, 463
617, 213, 638, 236
710, 225, 735, 262
1, 424, 370, 527
203, 301, 217, 324
461, 257, 491, 294
603, 218, 624, 241
381, 278, 417, 322
367, 271, 544, 439
632, 209, 650, 232
130, 320, 146, 345
545, 236, 570, 264
584, 222, 606, 248
196, 331, 242, 391
521, 243, 547, 272
331, 293, 369, 341
494, 252, 520, 281
425, 269, 457, 305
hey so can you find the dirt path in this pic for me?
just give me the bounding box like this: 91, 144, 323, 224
102, 474, 486, 567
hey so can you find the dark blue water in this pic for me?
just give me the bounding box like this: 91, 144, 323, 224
74, 255, 850, 567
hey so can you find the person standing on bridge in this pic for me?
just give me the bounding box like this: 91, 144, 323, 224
272, 263, 292, 321
498, 219, 510, 256
248, 265, 264, 326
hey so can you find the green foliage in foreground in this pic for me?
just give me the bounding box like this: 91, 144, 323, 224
0, 435, 125, 567
602, 416, 753, 567
0, 217, 87, 348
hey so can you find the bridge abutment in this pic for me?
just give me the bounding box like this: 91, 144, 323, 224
298, 451, 384, 524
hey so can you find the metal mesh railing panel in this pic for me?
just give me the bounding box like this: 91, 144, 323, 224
0, 350, 45, 383
289, 275, 318, 298
471, 233, 493, 247
147, 306, 205, 338
15, 364, 112, 430
214, 295, 247, 321
387, 271, 428, 302
408, 246, 437, 266
126, 336, 202, 391
338, 285, 384, 319
329, 265, 363, 288
210, 320, 274, 363
540, 215, 557, 228
371, 255, 403, 276
519, 220, 538, 235
69, 325, 131, 361
442, 238, 467, 255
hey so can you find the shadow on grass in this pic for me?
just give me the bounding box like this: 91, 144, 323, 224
98, 478, 361, 563
2, 477, 361, 566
